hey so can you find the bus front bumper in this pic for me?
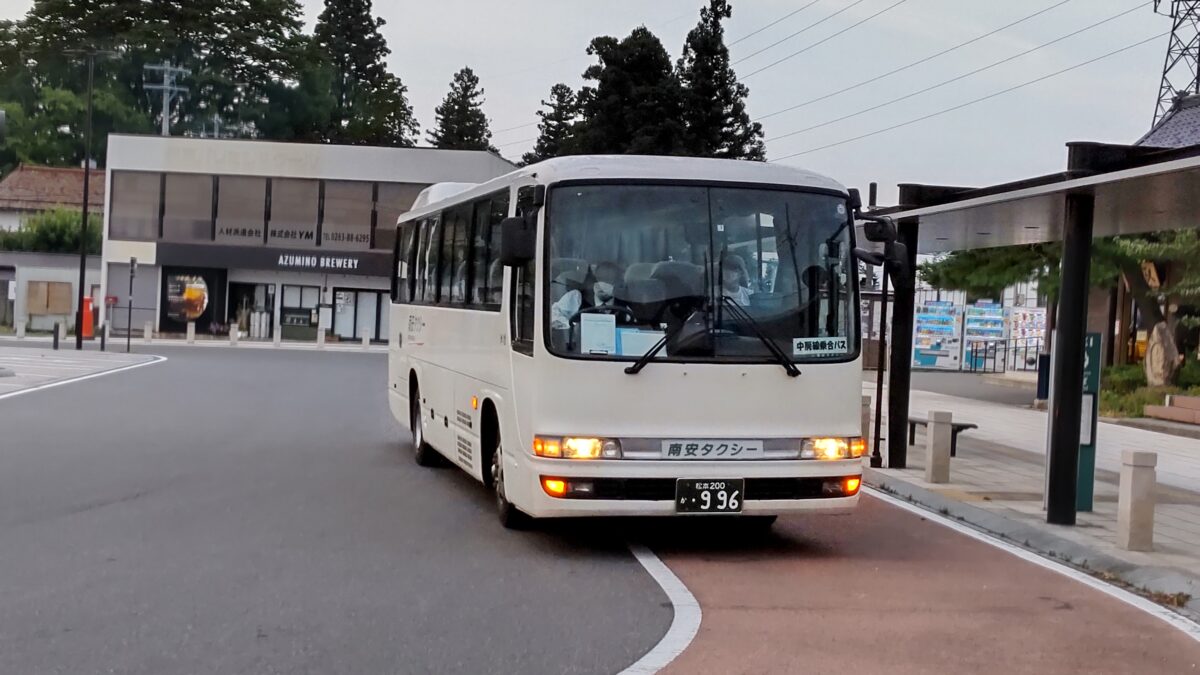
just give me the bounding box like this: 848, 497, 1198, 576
509, 455, 863, 518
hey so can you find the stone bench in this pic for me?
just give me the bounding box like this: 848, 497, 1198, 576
908, 416, 977, 457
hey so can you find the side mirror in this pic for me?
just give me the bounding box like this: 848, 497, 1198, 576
854, 248, 885, 266
499, 216, 536, 266
847, 188, 862, 212
861, 216, 897, 244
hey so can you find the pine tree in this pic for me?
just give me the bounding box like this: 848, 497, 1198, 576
522, 83, 579, 165
575, 26, 687, 156
427, 67, 496, 152
677, 0, 765, 160
314, 0, 418, 146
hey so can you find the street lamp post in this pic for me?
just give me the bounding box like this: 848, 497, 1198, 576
74, 51, 97, 350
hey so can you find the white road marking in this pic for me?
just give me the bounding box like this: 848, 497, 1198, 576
868, 488, 1200, 644
0, 355, 167, 401
621, 544, 702, 675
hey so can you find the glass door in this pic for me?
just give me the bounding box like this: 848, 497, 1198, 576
357, 292, 379, 341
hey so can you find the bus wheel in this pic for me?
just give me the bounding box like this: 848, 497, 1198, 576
410, 391, 440, 467
490, 442, 530, 530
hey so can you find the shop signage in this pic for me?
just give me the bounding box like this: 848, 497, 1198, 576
157, 242, 390, 277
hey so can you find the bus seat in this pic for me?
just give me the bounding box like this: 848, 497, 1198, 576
551, 267, 588, 303
550, 258, 589, 283
651, 261, 704, 298
619, 278, 667, 324
623, 262, 655, 284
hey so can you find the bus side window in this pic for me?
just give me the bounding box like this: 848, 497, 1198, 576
422, 215, 442, 303
511, 185, 537, 354
392, 223, 409, 303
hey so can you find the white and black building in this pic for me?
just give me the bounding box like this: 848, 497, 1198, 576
99, 135, 514, 342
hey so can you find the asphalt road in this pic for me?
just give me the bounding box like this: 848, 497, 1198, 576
2, 345, 1197, 674
0, 347, 670, 675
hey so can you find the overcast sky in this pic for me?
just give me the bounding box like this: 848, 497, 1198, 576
0, 0, 1174, 202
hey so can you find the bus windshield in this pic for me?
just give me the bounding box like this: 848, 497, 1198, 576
546, 184, 856, 363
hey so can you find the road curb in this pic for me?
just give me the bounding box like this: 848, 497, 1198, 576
864, 467, 1200, 622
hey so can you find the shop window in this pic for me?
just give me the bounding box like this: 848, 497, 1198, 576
109, 171, 161, 241
268, 179, 319, 247
215, 176, 266, 245
162, 173, 215, 242
322, 180, 373, 251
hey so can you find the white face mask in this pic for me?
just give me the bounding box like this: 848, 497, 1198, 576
594, 281, 614, 303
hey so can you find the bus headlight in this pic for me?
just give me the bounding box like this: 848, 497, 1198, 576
802, 437, 866, 460
534, 436, 622, 459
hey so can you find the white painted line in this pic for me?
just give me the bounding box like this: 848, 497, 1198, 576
621, 544, 702, 675
0, 355, 167, 402
867, 488, 1200, 644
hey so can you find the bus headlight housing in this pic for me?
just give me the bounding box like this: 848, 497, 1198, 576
534, 436, 622, 459
802, 437, 866, 460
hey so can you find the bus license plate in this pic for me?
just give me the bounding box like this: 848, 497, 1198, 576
676, 479, 743, 513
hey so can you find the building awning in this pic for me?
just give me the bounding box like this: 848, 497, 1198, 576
865, 142, 1200, 254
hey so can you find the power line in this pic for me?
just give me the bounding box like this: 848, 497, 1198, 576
742, 0, 912, 80
496, 135, 538, 149
767, 1, 1147, 143
729, 0, 824, 47
734, 0, 869, 66
493, 121, 538, 134
769, 32, 1167, 162
755, 0, 1075, 122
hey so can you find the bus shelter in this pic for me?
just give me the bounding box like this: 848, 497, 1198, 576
866, 140, 1200, 525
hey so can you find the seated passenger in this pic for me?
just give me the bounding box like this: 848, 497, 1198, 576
719, 255, 754, 306
550, 261, 624, 329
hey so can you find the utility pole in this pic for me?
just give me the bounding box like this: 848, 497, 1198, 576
143, 62, 191, 136
1153, 1, 1200, 125
64, 49, 113, 349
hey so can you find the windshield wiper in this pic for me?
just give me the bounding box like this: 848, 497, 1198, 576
624, 308, 706, 375
719, 296, 801, 378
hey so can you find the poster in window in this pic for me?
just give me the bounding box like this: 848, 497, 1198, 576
166, 274, 210, 323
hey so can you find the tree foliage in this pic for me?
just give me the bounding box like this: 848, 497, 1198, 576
677, 0, 764, 160
427, 67, 495, 152
522, 83, 579, 165
573, 27, 687, 156
313, 0, 418, 146
0, 207, 101, 254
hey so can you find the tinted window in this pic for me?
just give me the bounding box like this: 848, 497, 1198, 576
394, 222, 415, 303
322, 180, 373, 251
109, 171, 161, 241
215, 176, 266, 245
470, 190, 510, 308
447, 205, 471, 304
268, 178, 318, 247
376, 183, 426, 250
162, 173, 213, 242
421, 215, 442, 303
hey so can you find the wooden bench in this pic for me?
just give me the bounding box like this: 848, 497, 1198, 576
908, 416, 978, 457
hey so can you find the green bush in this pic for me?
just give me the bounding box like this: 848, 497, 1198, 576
1179, 356, 1200, 389
1102, 364, 1145, 395
1099, 386, 1179, 418
0, 207, 101, 254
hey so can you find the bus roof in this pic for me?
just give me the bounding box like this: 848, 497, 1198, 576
402, 155, 847, 221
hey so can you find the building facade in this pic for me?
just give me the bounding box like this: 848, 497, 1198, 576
99, 135, 514, 342
0, 164, 104, 231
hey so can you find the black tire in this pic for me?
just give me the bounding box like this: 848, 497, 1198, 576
410, 389, 441, 467
490, 440, 531, 530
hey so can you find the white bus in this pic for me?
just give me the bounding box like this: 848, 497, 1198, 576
387, 156, 867, 528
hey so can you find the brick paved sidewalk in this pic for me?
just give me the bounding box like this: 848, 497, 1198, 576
864, 382, 1200, 619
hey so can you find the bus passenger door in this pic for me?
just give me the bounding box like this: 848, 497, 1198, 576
505, 186, 539, 457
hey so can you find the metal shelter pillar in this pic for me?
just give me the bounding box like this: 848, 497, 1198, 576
885, 217, 919, 468
1046, 191, 1095, 525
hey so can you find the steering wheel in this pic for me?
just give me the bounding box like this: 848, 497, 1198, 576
569, 304, 636, 324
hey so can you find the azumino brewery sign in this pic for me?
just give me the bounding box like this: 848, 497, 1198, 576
156, 243, 390, 277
